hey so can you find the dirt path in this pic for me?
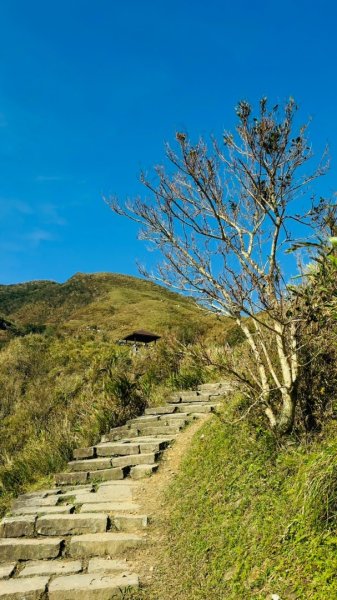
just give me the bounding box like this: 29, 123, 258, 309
130, 414, 212, 593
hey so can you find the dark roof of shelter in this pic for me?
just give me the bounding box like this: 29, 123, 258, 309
122, 330, 161, 343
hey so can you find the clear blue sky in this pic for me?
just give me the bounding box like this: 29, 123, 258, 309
0, 0, 336, 284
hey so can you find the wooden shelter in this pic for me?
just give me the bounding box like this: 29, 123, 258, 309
119, 330, 161, 345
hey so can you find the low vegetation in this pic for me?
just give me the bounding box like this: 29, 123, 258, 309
0, 273, 228, 516
140, 397, 337, 599
2, 98, 337, 597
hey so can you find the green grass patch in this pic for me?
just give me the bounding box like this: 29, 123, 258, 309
144, 407, 337, 599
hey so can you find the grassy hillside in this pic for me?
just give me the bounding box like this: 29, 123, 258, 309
0, 272, 228, 517
0, 272, 225, 341
141, 397, 337, 600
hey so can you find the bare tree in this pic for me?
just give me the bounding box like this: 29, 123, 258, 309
107, 98, 327, 434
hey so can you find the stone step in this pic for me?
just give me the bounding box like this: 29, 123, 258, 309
137, 417, 188, 428
19, 560, 82, 578
138, 439, 171, 452
59, 483, 136, 505
87, 557, 130, 573
113, 514, 148, 532
68, 458, 112, 472
104, 425, 132, 438
167, 391, 211, 403
73, 446, 96, 460
59, 484, 93, 494
130, 424, 186, 436
96, 439, 169, 456
102, 433, 178, 444
127, 415, 160, 424
13, 495, 60, 510
121, 433, 179, 443
167, 392, 211, 404
123, 435, 176, 444
20, 488, 62, 500
130, 413, 195, 426
169, 402, 220, 413
103, 428, 138, 441
0, 537, 62, 561
111, 452, 160, 468
12, 505, 75, 516
48, 572, 139, 600
0, 576, 49, 599
68, 532, 144, 558
160, 412, 195, 420
68, 452, 160, 473
0, 563, 16, 579
88, 467, 126, 483
198, 381, 232, 393
145, 405, 177, 415
79, 502, 140, 513
55, 467, 125, 486
35, 513, 108, 536
95, 442, 141, 457
0, 515, 36, 538
130, 464, 158, 479
55, 472, 89, 486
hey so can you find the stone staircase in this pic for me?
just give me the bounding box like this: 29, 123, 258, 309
0, 381, 230, 599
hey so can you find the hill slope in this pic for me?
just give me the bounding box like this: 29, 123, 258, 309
0, 272, 227, 517
142, 404, 337, 600
0, 272, 223, 341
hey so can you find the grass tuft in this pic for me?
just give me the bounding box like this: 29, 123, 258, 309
138, 403, 337, 599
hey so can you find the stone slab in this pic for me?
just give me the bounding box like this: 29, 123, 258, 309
168, 392, 211, 403
159, 417, 189, 427
0, 515, 36, 538
79, 502, 140, 513
69, 532, 143, 558
19, 560, 82, 578
159, 412, 190, 419
170, 403, 216, 413
0, 538, 62, 561
130, 464, 158, 479
87, 468, 124, 482
128, 415, 160, 424
13, 496, 59, 509
69, 458, 112, 472
103, 429, 138, 442
113, 514, 148, 532
0, 576, 49, 599
12, 505, 74, 516
125, 436, 175, 446
133, 425, 183, 436
111, 452, 158, 468
0, 563, 16, 579
20, 489, 61, 500
138, 440, 169, 453
145, 405, 176, 414
87, 558, 130, 574
48, 573, 139, 599
59, 488, 133, 505
36, 513, 108, 536
97, 480, 139, 488
73, 447, 96, 460
57, 487, 93, 500
55, 472, 88, 486
95, 443, 140, 457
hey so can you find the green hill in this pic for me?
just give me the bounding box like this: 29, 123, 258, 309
0, 272, 224, 341
0, 272, 228, 517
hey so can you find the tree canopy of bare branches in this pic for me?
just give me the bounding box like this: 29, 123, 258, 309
108, 98, 327, 434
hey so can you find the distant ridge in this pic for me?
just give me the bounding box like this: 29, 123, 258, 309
0, 272, 225, 342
